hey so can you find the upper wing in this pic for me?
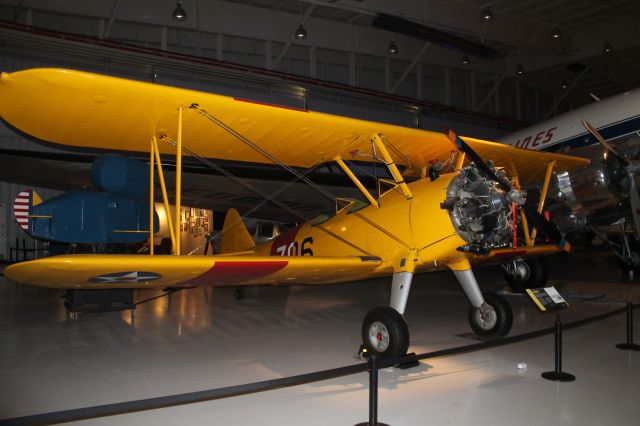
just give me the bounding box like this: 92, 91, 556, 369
4, 254, 383, 289
0, 68, 589, 184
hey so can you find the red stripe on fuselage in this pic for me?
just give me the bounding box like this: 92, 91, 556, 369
187, 260, 289, 286
233, 97, 309, 113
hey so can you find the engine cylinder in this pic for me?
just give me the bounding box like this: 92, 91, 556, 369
442, 165, 514, 253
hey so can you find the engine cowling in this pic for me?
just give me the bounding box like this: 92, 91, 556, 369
546, 158, 627, 233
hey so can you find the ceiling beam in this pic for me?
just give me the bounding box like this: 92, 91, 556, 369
543, 68, 588, 119
391, 42, 430, 94
12, 0, 25, 22
475, 73, 506, 112
273, 3, 316, 69
101, 0, 121, 40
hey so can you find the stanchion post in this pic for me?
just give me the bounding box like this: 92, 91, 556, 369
542, 313, 576, 382
369, 356, 378, 425
616, 302, 640, 351
355, 356, 390, 426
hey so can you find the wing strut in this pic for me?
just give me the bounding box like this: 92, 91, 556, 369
372, 133, 412, 199
334, 155, 379, 208
455, 152, 466, 171
530, 160, 556, 242
187, 104, 415, 251
149, 136, 155, 256
512, 175, 533, 246
151, 136, 177, 253
175, 107, 183, 255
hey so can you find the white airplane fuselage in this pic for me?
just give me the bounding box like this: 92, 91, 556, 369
498, 88, 640, 237
500, 89, 640, 153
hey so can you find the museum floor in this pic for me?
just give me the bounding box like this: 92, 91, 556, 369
1, 248, 639, 425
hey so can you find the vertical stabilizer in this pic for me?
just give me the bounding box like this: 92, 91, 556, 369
220, 209, 254, 253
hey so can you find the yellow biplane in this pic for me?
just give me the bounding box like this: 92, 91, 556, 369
0, 68, 589, 358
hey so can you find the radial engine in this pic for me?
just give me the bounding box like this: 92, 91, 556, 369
441, 164, 526, 255
545, 156, 628, 233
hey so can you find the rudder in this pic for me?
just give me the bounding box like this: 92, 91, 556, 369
13, 188, 41, 234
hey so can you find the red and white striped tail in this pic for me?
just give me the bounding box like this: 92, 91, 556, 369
13, 189, 32, 233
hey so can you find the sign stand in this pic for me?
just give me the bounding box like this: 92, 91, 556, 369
541, 313, 576, 382
526, 287, 575, 382
616, 302, 640, 351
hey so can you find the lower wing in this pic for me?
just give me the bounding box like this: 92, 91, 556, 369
4, 254, 383, 289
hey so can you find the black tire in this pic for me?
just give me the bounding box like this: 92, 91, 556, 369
468, 293, 513, 338
614, 237, 640, 274
361, 306, 409, 359
504, 257, 548, 293
234, 288, 244, 300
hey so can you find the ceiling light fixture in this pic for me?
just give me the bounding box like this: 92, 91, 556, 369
602, 41, 613, 54
516, 63, 525, 76
387, 40, 399, 54
172, 1, 187, 21
294, 23, 308, 40
461, 55, 470, 65
551, 25, 561, 39
560, 80, 568, 89
482, 6, 494, 23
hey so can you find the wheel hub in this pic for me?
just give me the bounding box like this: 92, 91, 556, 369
368, 321, 390, 352
515, 262, 529, 280
476, 304, 498, 330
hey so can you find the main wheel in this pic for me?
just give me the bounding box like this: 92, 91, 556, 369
504, 257, 548, 293
618, 250, 640, 275
468, 293, 513, 338
361, 307, 409, 359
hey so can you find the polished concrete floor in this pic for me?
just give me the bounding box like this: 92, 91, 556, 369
1, 248, 639, 425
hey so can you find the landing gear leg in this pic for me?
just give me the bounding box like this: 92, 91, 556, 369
618, 220, 640, 278
361, 272, 412, 359
452, 266, 513, 338
590, 222, 640, 277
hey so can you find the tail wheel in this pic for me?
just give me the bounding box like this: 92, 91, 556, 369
504, 257, 548, 293
468, 293, 513, 338
361, 307, 409, 359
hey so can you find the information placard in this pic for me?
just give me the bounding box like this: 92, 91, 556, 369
526, 287, 569, 312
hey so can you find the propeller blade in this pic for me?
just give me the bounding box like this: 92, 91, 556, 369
447, 129, 568, 247
447, 130, 512, 192
582, 120, 629, 164
521, 203, 559, 241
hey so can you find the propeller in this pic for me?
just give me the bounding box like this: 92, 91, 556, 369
582, 120, 640, 239
448, 130, 567, 248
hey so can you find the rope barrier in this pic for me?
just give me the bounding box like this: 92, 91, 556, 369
1, 303, 635, 426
